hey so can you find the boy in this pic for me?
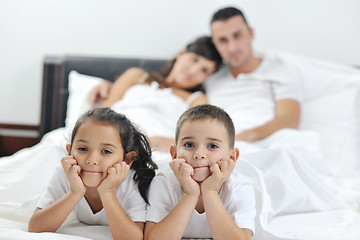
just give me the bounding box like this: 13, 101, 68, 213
145, 104, 256, 240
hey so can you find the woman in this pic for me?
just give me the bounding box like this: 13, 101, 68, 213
89, 36, 222, 152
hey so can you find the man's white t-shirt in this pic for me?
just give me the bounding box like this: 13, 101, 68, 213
146, 170, 256, 238
37, 167, 147, 225
205, 52, 303, 133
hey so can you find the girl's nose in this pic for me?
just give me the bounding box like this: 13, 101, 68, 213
86, 153, 98, 165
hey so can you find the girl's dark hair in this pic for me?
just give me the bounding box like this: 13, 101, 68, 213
69, 107, 158, 203
144, 36, 222, 93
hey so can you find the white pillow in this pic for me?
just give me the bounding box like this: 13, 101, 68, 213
65, 71, 103, 130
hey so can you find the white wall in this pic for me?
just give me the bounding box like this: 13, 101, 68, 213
1, 0, 360, 125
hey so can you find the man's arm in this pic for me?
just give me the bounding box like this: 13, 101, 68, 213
236, 99, 300, 142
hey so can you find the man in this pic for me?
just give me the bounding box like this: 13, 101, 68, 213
206, 7, 301, 142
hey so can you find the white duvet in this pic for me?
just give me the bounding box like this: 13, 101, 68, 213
1, 51, 360, 240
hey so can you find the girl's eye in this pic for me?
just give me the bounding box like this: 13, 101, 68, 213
192, 56, 198, 63
102, 150, 112, 154
78, 147, 87, 152
184, 142, 194, 148
208, 144, 218, 149
202, 68, 208, 74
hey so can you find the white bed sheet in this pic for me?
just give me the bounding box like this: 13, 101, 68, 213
1, 52, 360, 240
1, 128, 360, 240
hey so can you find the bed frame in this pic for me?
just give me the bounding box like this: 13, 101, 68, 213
40, 55, 167, 137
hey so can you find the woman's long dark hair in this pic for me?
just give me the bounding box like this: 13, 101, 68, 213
144, 36, 222, 93
69, 107, 158, 203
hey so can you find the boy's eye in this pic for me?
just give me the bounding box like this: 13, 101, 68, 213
102, 150, 112, 154
208, 144, 218, 149
184, 142, 194, 148
78, 147, 87, 152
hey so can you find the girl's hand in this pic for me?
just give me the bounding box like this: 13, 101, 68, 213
61, 155, 86, 195
170, 158, 200, 197
201, 158, 235, 193
97, 162, 129, 193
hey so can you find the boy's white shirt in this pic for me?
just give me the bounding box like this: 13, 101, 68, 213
146, 170, 256, 238
37, 166, 147, 224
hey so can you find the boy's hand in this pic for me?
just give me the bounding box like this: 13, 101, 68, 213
61, 155, 86, 195
170, 158, 200, 197
201, 158, 235, 193
97, 162, 129, 193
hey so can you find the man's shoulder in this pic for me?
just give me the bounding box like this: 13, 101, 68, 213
208, 64, 231, 79
205, 64, 232, 88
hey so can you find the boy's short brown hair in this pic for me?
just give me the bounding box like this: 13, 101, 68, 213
175, 104, 235, 147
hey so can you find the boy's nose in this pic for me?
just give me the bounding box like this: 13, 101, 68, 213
194, 148, 206, 160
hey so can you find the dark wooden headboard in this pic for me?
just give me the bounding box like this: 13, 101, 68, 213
40, 55, 167, 137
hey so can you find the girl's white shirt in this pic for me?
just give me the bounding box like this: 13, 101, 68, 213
37, 167, 146, 225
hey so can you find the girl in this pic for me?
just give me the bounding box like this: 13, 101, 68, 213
28, 107, 157, 240
89, 36, 223, 152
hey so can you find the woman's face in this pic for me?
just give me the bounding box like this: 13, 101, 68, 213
169, 52, 216, 90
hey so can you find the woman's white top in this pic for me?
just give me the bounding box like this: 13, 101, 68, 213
111, 80, 202, 138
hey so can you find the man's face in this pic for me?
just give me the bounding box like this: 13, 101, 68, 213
211, 15, 254, 69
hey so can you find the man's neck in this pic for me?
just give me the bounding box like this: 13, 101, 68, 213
230, 57, 261, 77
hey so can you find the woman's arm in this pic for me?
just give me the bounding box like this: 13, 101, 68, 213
28, 191, 84, 232
100, 67, 146, 107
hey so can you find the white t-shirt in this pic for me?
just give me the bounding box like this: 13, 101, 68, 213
146, 170, 256, 238
37, 167, 147, 225
205, 52, 303, 133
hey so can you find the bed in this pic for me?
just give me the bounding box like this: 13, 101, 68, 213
1, 52, 360, 240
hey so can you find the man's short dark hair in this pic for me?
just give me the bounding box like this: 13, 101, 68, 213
211, 7, 249, 27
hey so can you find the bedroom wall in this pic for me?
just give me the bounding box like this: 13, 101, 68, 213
1, 0, 360, 126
